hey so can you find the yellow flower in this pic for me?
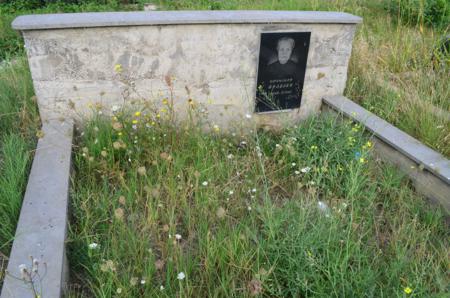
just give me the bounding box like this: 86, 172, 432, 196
134, 111, 141, 117
162, 98, 169, 105
161, 108, 167, 113
404, 287, 412, 294
114, 64, 122, 73
213, 124, 220, 132
310, 145, 318, 151
366, 141, 373, 148
118, 132, 123, 136
156, 114, 161, 118
132, 119, 138, 124
359, 157, 365, 163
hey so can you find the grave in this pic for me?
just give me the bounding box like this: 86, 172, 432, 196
12, 10, 361, 130
4, 9, 449, 298
2, 11, 362, 297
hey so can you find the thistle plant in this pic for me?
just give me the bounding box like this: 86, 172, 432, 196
5, 256, 47, 298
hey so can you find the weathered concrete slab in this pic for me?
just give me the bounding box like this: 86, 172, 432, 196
12, 11, 362, 30
14, 12, 360, 129
372, 137, 450, 212
322, 96, 450, 212
1, 119, 73, 298
322, 95, 450, 183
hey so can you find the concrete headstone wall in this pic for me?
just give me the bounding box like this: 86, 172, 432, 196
13, 11, 361, 129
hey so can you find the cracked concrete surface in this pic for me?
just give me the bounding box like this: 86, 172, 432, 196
22, 22, 357, 129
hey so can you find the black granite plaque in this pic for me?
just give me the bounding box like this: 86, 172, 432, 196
255, 32, 311, 112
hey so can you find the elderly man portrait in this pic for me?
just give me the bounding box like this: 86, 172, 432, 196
265, 37, 301, 81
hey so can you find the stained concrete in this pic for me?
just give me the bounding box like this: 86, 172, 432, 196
16, 15, 359, 130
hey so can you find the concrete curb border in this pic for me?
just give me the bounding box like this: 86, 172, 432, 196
322, 95, 450, 212
1, 119, 73, 298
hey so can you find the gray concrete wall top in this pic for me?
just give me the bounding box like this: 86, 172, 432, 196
12, 10, 362, 30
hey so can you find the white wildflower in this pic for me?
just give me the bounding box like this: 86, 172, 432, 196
317, 201, 331, 218
88, 242, 99, 250
32, 259, 39, 272
175, 234, 182, 240
19, 264, 28, 279
301, 166, 311, 173
177, 272, 186, 280
202, 181, 208, 186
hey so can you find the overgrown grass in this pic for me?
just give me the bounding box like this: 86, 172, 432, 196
68, 109, 448, 297
0, 58, 39, 254
0, 135, 30, 250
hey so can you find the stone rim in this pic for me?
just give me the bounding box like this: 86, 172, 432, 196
12, 11, 362, 31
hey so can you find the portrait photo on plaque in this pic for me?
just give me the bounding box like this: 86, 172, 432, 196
255, 32, 311, 113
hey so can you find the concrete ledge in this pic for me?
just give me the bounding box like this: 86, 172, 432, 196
12, 10, 362, 30
1, 120, 73, 298
372, 137, 450, 212
322, 95, 450, 212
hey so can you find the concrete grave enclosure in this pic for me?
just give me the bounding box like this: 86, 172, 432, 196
3, 11, 363, 297
3, 10, 449, 298
12, 11, 362, 129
